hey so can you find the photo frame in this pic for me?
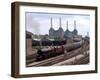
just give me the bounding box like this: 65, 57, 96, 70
11, 2, 98, 78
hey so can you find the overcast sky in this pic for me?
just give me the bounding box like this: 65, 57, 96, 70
25, 12, 90, 37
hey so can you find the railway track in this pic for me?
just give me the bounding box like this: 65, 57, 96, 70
75, 55, 89, 64
52, 51, 89, 66
27, 45, 89, 67
26, 40, 89, 67
27, 54, 65, 67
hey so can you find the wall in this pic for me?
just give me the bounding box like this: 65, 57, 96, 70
0, 0, 99, 80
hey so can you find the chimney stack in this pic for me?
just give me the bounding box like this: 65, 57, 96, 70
50, 17, 53, 28
74, 20, 76, 29
59, 17, 62, 28
66, 20, 68, 30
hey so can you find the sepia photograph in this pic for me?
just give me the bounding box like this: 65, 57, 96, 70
26, 12, 90, 67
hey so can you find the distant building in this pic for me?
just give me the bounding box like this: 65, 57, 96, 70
49, 18, 78, 39
72, 20, 78, 35
26, 31, 33, 38
26, 31, 33, 56
49, 18, 64, 39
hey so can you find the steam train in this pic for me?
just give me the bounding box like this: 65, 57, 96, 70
36, 41, 83, 61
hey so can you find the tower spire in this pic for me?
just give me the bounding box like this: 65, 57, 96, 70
74, 20, 76, 29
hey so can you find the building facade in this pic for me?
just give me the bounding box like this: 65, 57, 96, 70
49, 18, 78, 39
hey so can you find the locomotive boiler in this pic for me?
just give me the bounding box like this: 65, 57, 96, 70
36, 41, 83, 61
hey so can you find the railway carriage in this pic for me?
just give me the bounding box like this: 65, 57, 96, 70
36, 41, 83, 61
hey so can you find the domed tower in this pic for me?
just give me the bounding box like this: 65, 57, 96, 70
72, 20, 78, 35
49, 18, 54, 36
58, 17, 64, 37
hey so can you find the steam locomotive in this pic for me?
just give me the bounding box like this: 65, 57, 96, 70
36, 41, 83, 61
